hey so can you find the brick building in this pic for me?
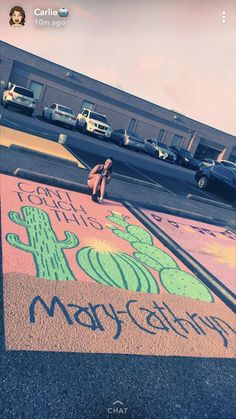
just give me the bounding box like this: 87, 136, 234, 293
1, 41, 235, 162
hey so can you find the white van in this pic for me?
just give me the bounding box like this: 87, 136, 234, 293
2, 84, 36, 116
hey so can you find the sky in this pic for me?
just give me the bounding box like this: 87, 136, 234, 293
1, 0, 236, 135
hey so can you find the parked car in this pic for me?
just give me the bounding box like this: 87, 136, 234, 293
76, 108, 112, 140
170, 146, 200, 170
195, 164, 236, 201
143, 139, 169, 160
199, 158, 215, 168
198, 159, 236, 169
111, 129, 145, 151
155, 141, 177, 163
42, 103, 77, 128
2, 83, 35, 116
219, 160, 236, 169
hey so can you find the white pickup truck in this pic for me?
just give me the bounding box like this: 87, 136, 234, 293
76, 108, 112, 140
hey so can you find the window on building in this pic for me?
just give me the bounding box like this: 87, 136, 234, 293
157, 129, 165, 142
29, 81, 43, 100
128, 118, 136, 131
81, 100, 94, 110
172, 134, 183, 147
194, 144, 221, 160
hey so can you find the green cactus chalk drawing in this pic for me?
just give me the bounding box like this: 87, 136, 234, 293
132, 242, 179, 271
106, 212, 130, 228
76, 238, 159, 293
106, 212, 214, 302
6, 206, 79, 281
159, 269, 214, 302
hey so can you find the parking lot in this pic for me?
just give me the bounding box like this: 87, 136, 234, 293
1, 105, 236, 419
1, 106, 234, 207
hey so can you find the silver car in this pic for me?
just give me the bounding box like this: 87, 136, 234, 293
143, 139, 169, 161
155, 141, 177, 163
42, 103, 77, 128
111, 129, 145, 151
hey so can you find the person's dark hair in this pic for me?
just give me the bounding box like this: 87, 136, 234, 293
9, 6, 26, 26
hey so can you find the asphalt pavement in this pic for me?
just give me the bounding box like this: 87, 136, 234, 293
68, 146, 231, 202
0, 106, 233, 205
1, 106, 236, 419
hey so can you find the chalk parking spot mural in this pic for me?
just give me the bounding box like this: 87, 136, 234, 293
1, 174, 236, 357
142, 209, 236, 295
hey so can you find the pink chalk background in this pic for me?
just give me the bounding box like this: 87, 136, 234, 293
143, 209, 236, 295
1, 174, 219, 302
2, 175, 236, 356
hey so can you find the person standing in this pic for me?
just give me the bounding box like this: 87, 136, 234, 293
87, 157, 113, 204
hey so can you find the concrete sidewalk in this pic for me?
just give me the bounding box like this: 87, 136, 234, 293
0, 126, 86, 168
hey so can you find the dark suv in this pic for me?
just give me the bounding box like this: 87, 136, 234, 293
170, 146, 200, 170
195, 165, 236, 201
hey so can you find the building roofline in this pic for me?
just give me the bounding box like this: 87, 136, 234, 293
1, 40, 235, 139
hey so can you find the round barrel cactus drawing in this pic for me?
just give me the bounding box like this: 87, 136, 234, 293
76, 239, 159, 294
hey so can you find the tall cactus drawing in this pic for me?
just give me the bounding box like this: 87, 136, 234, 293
106, 212, 214, 302
6, 206, 79, 281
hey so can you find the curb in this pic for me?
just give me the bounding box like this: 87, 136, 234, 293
11, 169, 236, 230
12, 169, 124, 204
123, 200, 229, 227
13, 169, 89, 195
13, 168, 168, 195
187, 194, 233, 211
112, 172, 170, 192
65, 144, 170, 193
9, 145, 79, 168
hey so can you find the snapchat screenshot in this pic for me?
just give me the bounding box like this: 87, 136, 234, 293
0, 1, 236, 418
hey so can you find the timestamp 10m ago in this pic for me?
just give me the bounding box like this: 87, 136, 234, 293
34, 18, 66, 28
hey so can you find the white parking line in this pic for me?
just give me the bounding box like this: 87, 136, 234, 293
41, 132, 56, 137
3, 118, 19, 126
125, 162, 176, 194
3, 118, 55, 137
64, 145, 91, 170
4, 118, 37, 133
